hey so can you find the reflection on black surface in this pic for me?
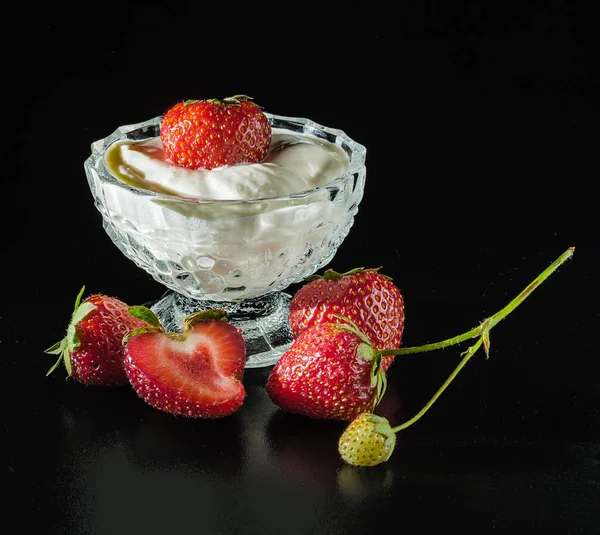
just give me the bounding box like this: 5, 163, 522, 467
53, 382, 245, 474
391, 436, 581, 476
336, 464, 395, 501
265, 410, 346, 495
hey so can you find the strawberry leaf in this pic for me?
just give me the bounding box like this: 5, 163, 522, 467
45, 339, 68, 376
482, 330, 491, 359
128, 306, 162, 329
122, 326, 163, 346
44, 285, 90, 379
305, 267, 365, 282
63, 350, 72, 376
336, 316, 372, 345
366, 415, 387, 424
73, 285, 85, 314
71, 302, 96, 326
46, 351, 66, 377
370, 352, 387, 409
304, 267, 391, 282
373, 371, 387, 408
356, 342, 377, 366
45, 340, 72, 377
383, 437, 396, 459
44, 340, 64, 355
181, 309, 229, 331
223, 94, 254, 105
66, 324, 78, 353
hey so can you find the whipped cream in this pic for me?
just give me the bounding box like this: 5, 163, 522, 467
93, 125, 361, 301
105, 131, 349, 200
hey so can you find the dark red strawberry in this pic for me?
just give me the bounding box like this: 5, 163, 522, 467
266, 319, 386, 421
123, 308, 246, 418
45, 286, 150, 386
160, 95, 272, 170
289, 267, 405, 371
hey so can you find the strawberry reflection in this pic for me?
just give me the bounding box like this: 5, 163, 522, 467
336, 464, 395, 501
55, 384, 246, 476
265, 410, 345, 495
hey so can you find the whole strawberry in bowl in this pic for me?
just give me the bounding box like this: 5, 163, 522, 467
84, 95, 367, 368
160, 95, 272, 170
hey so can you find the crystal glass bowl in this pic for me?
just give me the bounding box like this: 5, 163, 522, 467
84, 113, 366, 367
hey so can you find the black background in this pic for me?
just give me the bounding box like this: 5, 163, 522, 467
4, 2, 599, 534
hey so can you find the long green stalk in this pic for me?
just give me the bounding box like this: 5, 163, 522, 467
380, 247, 575, 358
384, 246, 575, 431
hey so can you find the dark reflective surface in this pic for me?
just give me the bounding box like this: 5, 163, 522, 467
4, 3, 599, 534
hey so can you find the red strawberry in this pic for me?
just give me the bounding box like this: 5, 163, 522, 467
289, 267, 405, 371
45, 286, 150, 386
266, 320, 386, 421
123, 308, 246, 418
160, 94, 272, 170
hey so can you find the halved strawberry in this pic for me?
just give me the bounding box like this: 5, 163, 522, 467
123, 308, 246, 418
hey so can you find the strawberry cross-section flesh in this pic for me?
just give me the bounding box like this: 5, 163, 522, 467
124, 320, 246, 418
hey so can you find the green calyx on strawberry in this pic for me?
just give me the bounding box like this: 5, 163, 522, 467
290, 266, 405, 372
45, 286, 150, 387
304, 267, 388, 282
123, 307, 247, 419
160, 94, 272, 171
266, 315, 387, 421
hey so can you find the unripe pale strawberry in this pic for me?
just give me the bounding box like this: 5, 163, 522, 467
338, 412, 396, 467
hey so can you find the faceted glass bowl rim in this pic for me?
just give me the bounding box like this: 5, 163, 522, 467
86, 112, 367, 205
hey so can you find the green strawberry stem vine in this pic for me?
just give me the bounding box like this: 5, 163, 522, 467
378, 246, 575, 432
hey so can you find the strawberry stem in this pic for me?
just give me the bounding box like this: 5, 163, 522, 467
378, 247, 575, 359
391, 337, 483, 433
379, 247, 575, 434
